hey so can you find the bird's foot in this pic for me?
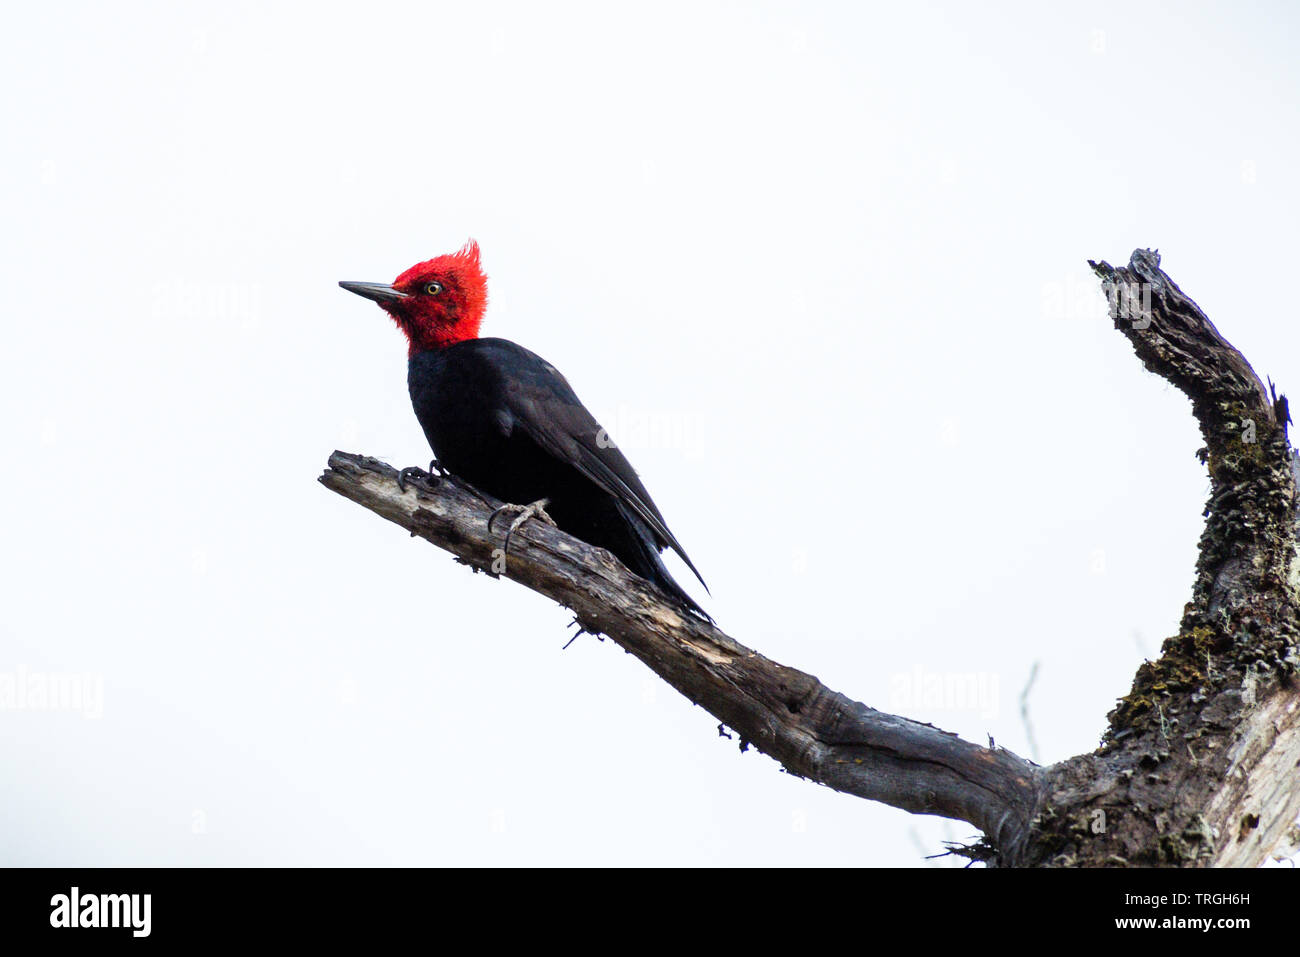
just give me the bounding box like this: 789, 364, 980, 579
397, 462, 441, 494
488, 498, 558, 556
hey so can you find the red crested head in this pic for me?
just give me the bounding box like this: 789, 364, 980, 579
340, 240, 488, 355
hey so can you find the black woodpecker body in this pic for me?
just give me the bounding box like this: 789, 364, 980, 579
340, 241, 709, 619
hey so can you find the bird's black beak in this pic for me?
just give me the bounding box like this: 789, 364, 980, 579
339, 281, 410, 304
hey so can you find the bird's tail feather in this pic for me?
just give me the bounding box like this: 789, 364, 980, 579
616, 502, 713, 623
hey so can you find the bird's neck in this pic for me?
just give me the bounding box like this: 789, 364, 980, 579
405, 320, 481, 356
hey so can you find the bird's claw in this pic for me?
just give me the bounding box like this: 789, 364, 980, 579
397, 464, 439, 494
488, 498, 558, 556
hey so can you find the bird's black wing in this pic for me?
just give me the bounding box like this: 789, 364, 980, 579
495, 344, 709, 593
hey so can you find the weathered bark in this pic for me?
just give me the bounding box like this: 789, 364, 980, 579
320, 249, 1300, 867
1016, 251, 1300, 867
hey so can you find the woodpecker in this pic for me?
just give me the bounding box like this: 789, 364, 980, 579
341, 241, 710, 619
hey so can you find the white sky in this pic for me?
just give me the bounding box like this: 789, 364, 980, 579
3, 1, 1298, 866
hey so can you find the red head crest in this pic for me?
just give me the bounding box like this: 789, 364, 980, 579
341, 240, 488, 355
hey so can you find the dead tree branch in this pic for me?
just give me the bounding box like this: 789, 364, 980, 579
319, 452, 1044, 858
320, 249, 1300, 866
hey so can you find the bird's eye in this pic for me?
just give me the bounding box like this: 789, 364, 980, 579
425, 282, 444, 295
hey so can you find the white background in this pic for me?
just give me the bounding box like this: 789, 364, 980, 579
3, 1, 1298, 866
